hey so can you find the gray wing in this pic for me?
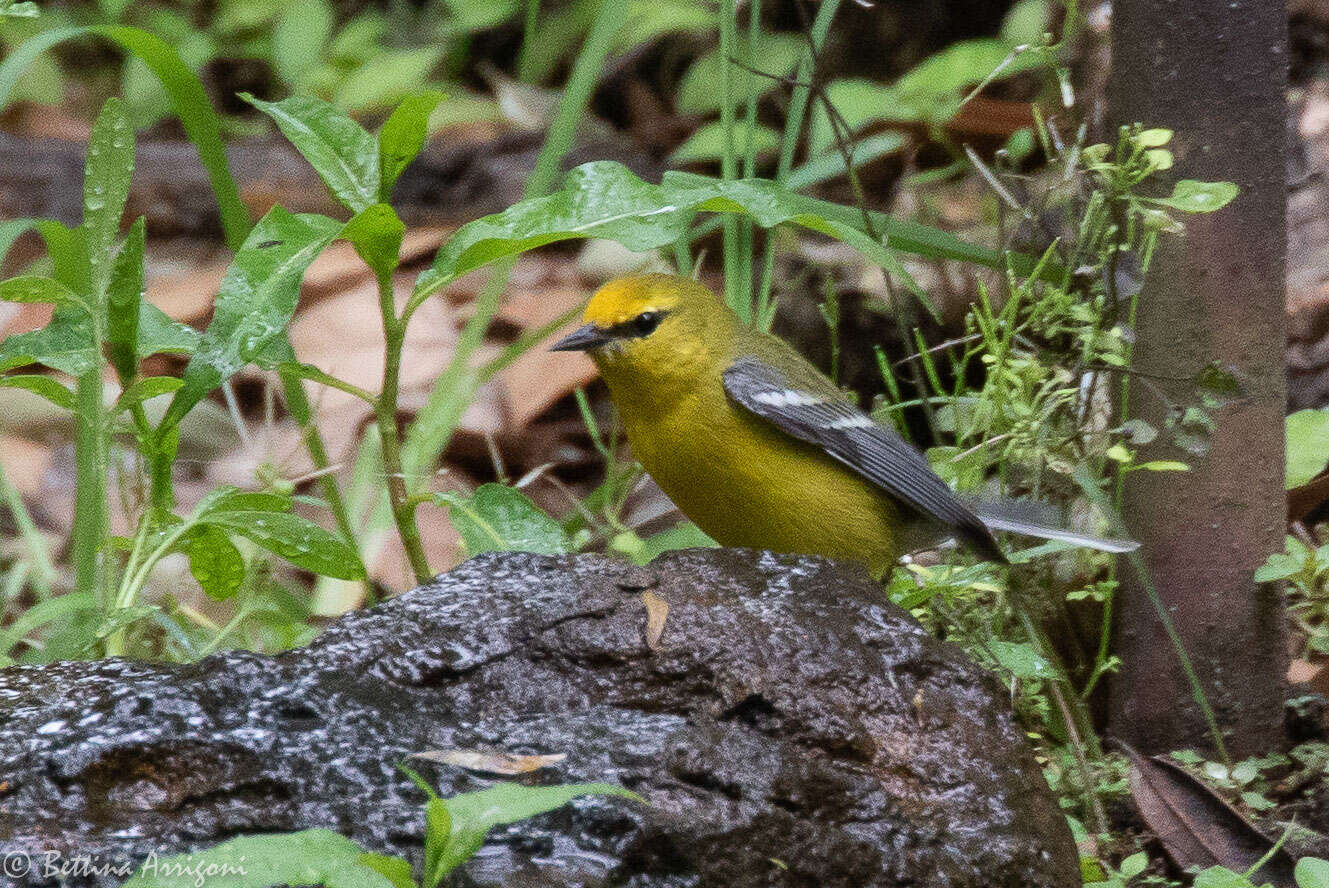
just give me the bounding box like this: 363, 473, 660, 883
722, 355, 1005, 563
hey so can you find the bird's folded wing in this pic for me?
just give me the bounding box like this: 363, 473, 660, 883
722, 355, 1004, 562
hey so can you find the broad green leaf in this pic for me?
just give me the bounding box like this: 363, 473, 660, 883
272, 0, 333, 87
107, 216, 145, 384
119, 828, 396, 888
435, 483, 572, 557
1296, 857, 1329, 888
0, 26, 249, 251
0, 307, 95, 375
986, 640, 1062, 680
669, 120, 780, 164
894, 38, 1045, 99
418, 161, 1006, 298
1192, 867, 1258, 888
332, 47, 443, 113
83, 97, 135, 286
1001, 0, 1048, 45
434, 782, 640, 879
115, 375, 184, 412
676, 33, 802, 115
191, 485, 294, 520
202, 511, 366, 579
137, 302, 200, 358
1119, 851, 1147, 879
161, 208, 342, 431
1254, 552, 1302, 583
1147, 179, 1239, 213
356, 854, 416, 888
634, 522, 717, 565
378, 89, 446, 199
342, 203, 405, 279
0, 374, 74, 409
185, 523, 246, 600
612, 0, 716, 54
241, 93, 379, 212
0, 275, 88, 311
1286, 408, 1329, 489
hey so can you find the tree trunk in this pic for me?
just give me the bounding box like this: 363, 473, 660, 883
1107, 0, 1288, 755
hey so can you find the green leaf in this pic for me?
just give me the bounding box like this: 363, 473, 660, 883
1287, 409, 1329, 489
418, 161, 1006, 298
138, 302, 201, 357
184, 523, 246, 600
435, 483, 572, 557
987, 640, 1062, 680
1193, 866, 1258, 888
634, 522, 718, 565
201, 511, 366, 579
0, 26, 250, 251
0, 307, 95, 375
332, 47, 444, 113
1119, 851, 1147, 878
423, 797, 453, 888
784, 131, 907, 191
0, 275, 87, 309
378, 89, 446, 199
432, 782, 640, 879
116, 375, 184, 412
1147, 179, 1239, 213
0, 374, 74, 409
1255, 552, 1302, 583
356, 854, 416, 888
119, 828, 397, 888
1296, 857, 1329, 888
343, 203, 405, 279
669, 120, 780, 164
675, 33, 803, 115
161, 208, 342, 432
272, 0, 333, 86
107, 216, 145, 384
241, 92, 379, 212
191, 485, 294, 519
83, 97, 135, 285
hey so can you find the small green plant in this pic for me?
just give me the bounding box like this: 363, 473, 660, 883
1258, 536, 1329, 657
119, 775, 640, 888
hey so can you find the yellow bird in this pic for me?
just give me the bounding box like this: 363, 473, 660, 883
552, 273, 1016, 579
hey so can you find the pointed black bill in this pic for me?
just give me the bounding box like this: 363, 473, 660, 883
551, 324, 612, 352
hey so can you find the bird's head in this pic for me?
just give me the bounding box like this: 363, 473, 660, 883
551, 274, 737, 386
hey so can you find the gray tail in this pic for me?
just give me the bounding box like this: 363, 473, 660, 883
966, 497, 1140, 554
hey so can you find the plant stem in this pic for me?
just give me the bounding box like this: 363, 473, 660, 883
375, 271, 432, 585
72, 364, 108, 606
0, 461, 55, 597
719, 0, 743, 320
516, 0, 542, 83
755, 0, 842, 326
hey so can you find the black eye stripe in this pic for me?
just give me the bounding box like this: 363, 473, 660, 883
607, 310, 667, 339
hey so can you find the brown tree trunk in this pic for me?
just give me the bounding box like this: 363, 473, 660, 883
1106, 0, 1289, 755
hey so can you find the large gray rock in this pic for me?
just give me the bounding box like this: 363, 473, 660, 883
0, 549, 1078, 887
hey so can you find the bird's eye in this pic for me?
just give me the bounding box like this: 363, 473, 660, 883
633, 311, 663, 336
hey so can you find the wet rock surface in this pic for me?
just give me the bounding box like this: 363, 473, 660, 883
0, 549, 1077, 887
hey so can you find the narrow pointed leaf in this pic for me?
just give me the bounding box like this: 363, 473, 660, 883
0, 374, 75, 409
115, 375, 183, 412
107, 217, 145, 384
242, 92, 379, 212
83, 97, 135, 284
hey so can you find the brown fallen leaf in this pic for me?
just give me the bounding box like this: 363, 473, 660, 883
641, 590, 669, 650
409, 748, 567, 775
1121, 741, 1296, 887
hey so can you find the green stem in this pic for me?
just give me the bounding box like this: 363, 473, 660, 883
72, 365, 108, 605
375, 270, 432, 585
516, 0, 542, 83
400, 0, 627, 482
279, 367, 358, 549
719, 0, 743, 320
755, 0, 842, 327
